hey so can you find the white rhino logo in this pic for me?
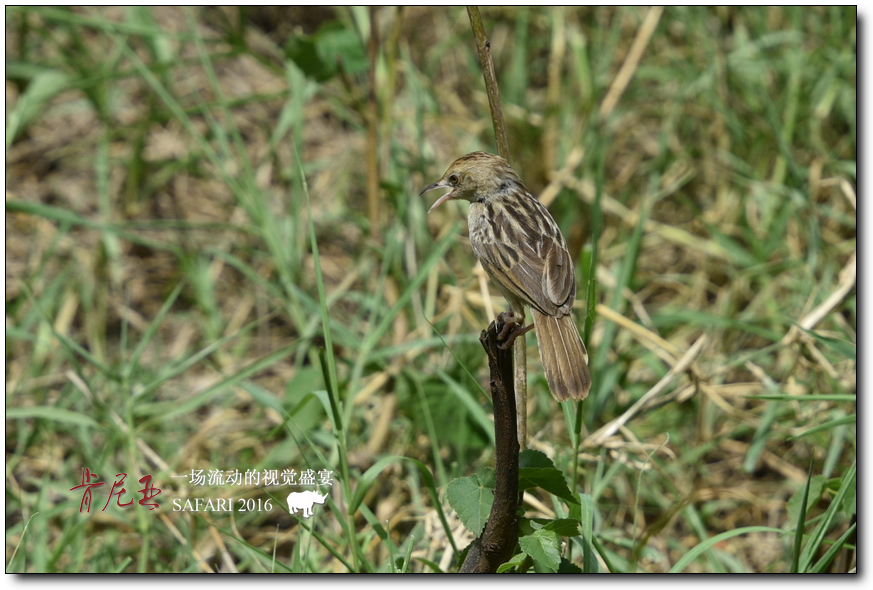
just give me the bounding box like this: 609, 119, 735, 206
286, 490, 329, 518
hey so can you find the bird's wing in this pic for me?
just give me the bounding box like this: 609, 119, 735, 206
474, 197, 575, 317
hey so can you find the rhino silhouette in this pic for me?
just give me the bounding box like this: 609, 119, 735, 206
286, 490, 328, 518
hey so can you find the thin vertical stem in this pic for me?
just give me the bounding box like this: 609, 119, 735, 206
466, 6, 511, 162
467, 5, 526, 449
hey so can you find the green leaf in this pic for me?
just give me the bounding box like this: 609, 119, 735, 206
495, 552, 526, 573
791, 468, 815, 572
518, 450, 578, 504
798, 461, 856, 572
286, 36, 329, 81
540, 518, 582, 537
285, 21, 367, 82
7, 406, 100, 428
519, 528, 562, 572
800, 327, 856, 361
6, 67, 72, 148
446, 470, 495, 537
579, 493, 599, 572
280, 366, 328, 431
790, 414, 857, 440
809, 522, 856, 573
314, 22, 368, 75
557, 557, 584, 573
786, 474, 826, 527
834, 474, 856, 518
519, 448, 554, 468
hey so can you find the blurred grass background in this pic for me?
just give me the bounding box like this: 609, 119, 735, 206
5, 6, 856, 573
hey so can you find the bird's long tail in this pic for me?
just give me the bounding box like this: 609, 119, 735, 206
532, 310, 591, 402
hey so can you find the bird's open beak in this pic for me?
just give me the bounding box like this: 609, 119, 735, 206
420, 180, 454, 214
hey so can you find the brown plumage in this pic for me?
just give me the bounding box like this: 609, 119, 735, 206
421, 152, 591, 402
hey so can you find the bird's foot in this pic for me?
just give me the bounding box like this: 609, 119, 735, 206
496, 310, 534, 349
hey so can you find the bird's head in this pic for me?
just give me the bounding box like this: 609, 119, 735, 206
420, 152, 521, 213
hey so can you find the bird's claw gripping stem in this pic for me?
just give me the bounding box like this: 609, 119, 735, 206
496, 310, 534, 349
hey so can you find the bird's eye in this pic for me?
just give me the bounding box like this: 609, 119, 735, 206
448, 173, 460, 185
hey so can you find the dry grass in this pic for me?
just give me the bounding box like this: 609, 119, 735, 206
6, 6, 856, 573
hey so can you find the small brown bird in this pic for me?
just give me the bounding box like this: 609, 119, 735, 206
421, 152, 591, 402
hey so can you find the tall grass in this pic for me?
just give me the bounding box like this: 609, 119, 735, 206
6, 6, 855, 572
